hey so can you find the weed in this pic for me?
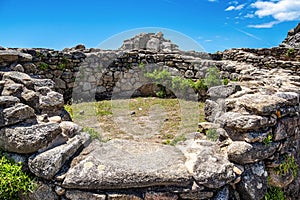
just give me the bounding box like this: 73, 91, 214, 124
274, 155, 298, 177
223, 78, 229, 85
64, 104, 73, 119
94, 101, 112, 116
38, 62, 48, 70
163, 134, 186, 146
204, 66, 222, 88
286, 48, 294, 58
57, 63, 66, 70
206, 128, 219, 142
264, 186, 286, 200
83, 127, 102, 140
0, 152, 36, 200
263, 134, 273, 146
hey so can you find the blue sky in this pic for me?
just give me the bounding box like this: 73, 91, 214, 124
0, 0, 299, 52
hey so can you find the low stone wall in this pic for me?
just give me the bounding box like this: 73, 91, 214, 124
1, 39, 300, 199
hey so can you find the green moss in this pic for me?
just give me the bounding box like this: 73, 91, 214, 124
57, 63, 66, 70
264, 186, 286, 200
0, 152, 36, 200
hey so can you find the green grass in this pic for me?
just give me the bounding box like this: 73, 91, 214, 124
264, 186, 286, 200
274, 155, 298, 177
0, 153, 36, 200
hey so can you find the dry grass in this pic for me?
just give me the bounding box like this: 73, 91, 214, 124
69, 97, 205, 144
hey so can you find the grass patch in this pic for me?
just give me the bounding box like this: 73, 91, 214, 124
274, 155, 298, 177
264, 186, 286, 200
67, 97, 205, 143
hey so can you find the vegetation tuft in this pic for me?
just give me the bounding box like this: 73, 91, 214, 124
0, 152, 36, 200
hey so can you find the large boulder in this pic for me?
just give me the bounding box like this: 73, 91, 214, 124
62, 139, 191, 189
0, 122, 61, 153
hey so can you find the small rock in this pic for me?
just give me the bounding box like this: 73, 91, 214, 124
60, 121, 82, 139
49, 116, 62, 123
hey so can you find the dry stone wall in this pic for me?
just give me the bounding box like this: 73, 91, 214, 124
1, 29, 300, 199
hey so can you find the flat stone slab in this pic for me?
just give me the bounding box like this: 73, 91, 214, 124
63, 139, 191, 189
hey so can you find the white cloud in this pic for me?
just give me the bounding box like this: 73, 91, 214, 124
225, 4, 245, 11
229, 1, 239, 5
245, 13, 255, 18
249, 0, 300, 28
225, 6, 235, 11
208, 0, 218, 2
248, 21, 279, 28
204, 40, 213, 43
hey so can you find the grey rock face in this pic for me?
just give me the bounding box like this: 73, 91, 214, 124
0, 122, 61, 153
19, 182, 58, 200
0, 50, 32, 62
29, 134, 88, 179
281, 23, 300, 48
0, 103, 35, 127
208, 84, 241, 99
65, 190, 106, 200
237, 162, 268, 200
227, 141, 278, 164
177, 139, 236, 188
63, 139, 191, 189
0, 96, 20, 108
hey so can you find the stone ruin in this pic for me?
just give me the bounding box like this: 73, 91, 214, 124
0, 26, 300, 199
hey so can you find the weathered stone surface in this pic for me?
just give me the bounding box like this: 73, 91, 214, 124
177, 139, 236, 188
273, 116, 300, 141
19, 182, 58, 200
60, 121, 82, 139
0, 50, 32, 62
145, 192, 178, 200
0, 96, 20, 108
216, 112, 276, 131
227, 141, 278, 164
236, 162, 268, 200
65, 190, 106, 200
208, 84, 241, 99
63, 139, 191, 189
29, 134, 88, 179
0, 122, 61, 153
106, 194, 142, 200
39, 91, 64, 115
179, 191, 214, 200
214, 186, 230, 200
3, 71, 33, 87
235, 94, 286, 115
268, 168, 294, 188
0, 103, 35, 127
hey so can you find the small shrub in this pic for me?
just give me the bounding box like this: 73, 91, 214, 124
0, 153, 36, 200
204, 67, 222, 88
286, 48, 295, 58
38, 62, 48, 70
275, 155, 298, 177
264, 186, 286, 200
223, 78, 229, 85
57, 63, 66, 70
83, 127, 101, 140
206, 128, 219, 142
192, 79, 208, 91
